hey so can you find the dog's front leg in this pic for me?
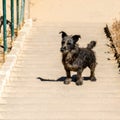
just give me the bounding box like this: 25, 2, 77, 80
64, 70, 72, 84
76, 69, 83, 85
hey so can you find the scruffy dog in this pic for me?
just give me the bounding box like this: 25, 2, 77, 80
59, 31, 97, 85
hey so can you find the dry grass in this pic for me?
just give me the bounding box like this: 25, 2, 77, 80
111, 19, 120, 54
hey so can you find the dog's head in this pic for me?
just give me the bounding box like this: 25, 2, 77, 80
59, 31, 81, 54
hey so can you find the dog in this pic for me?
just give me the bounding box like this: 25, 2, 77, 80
0, 16, 11, 33
59, 31, 97, 85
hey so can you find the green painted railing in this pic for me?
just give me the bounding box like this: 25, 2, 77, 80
16, 0, 20, 35
1, 0, 28, 61
2, 0, 7, 61
11, 0, 14, 44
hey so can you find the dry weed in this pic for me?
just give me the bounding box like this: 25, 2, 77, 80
111, 18, 120, 54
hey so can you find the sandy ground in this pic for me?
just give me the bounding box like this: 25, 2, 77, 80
30, 0, 120, 23
0, 0, 120, 23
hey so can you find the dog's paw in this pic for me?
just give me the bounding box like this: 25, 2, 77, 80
64, 78, 72, 85
76, 80, 83, 86
90, 76, 96, 81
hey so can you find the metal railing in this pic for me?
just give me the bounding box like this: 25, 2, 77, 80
1, 0, 29, 62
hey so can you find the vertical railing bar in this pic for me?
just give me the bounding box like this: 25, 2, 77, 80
20, 0, 25, 28
22, 0, 25, 26
20, 0, 23, 28
16, 0, 19, 36
10, 0, 14, 46
2, 0, 7, 62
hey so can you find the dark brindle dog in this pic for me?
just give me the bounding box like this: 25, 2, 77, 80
59, 31, 97, 85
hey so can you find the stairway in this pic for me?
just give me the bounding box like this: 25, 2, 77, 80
0, 22, 120, 120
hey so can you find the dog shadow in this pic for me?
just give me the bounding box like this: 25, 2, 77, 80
37, 75, 91, 83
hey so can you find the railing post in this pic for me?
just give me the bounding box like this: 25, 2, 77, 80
2, 0, 7, 61
22, 0, 25, 25
16, 0, 20, 36
20, 0, 25, 28
11, 0, 14, 46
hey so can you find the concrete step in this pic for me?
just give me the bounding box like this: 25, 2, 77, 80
0, 21, 120, 120
0, 111, 120, 120
0, 96, 120, 104
3, 84, 120, 94
2, 90, 120, 98
0, 103, 120, 112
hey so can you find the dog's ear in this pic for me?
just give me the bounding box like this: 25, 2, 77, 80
59, 31, 67, 38
72, 35, 81, 43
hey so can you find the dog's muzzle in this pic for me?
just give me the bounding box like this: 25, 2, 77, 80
60, 47, 66, 52
60, 48, 64, 52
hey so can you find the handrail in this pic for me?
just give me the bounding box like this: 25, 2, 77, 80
1, 0, 29, 62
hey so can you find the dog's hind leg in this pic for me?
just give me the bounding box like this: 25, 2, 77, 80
89, 63, 96, 81
64, 70, 72, 84
76, 69, 83, 85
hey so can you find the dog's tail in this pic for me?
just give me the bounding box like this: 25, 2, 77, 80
87, 41, 96, 49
